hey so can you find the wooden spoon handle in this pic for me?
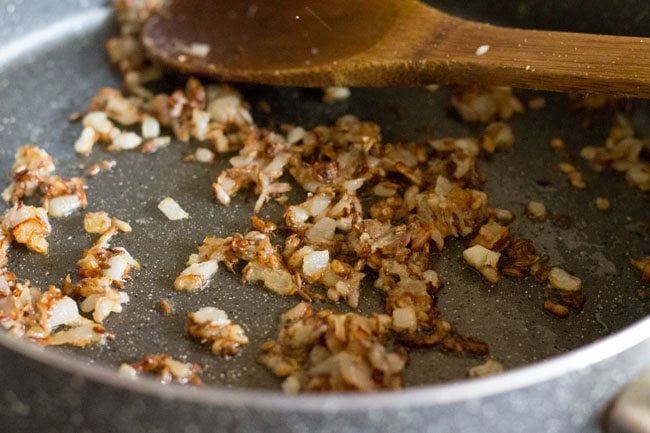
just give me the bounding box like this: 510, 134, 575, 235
446, 20, 650, 96
410, 17, 650, 97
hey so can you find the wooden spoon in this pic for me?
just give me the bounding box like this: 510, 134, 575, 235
142, 0, 650, 97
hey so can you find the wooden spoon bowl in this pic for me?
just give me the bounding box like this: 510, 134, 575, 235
142, 0, 650, 97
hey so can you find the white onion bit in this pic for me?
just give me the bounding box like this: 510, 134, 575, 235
158, 197, 189, 220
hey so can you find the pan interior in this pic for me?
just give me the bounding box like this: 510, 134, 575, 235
0, 4, 648, 391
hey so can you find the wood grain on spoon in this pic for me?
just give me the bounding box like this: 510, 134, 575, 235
142, 0, 650, 97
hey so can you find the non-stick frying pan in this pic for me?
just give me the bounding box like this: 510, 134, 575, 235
0, 1, 649, 432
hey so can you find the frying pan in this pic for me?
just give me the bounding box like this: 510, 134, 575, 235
0, 1, 649, 432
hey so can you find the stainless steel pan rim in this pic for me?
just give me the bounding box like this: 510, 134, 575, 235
2, 2, 649, 429
2, 313, 649, 412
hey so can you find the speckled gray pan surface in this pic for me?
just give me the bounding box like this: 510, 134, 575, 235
0, 1, 649, 432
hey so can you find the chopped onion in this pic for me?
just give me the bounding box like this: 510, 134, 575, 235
373, 182, 400, 197
191, 109, 211, 140
110, 132, 142, 150
142, 137, 171, 153
47, 321, 108, 346
307, 194, 332, 216
208, 94, 252, 125
343, 178, 365, 193
174, 260, 219, 291
141, 116, 160, 139
3, 204, 48, 230
191, 306, 230, 326
158, 197, 189, 220
286, 127, 305, 145
263, 268, 294, 295
526, 201, 547, 221
463, 244, 501, 283
118, 363, 138, 378
194, 147, 215, 163
84, 211, 112, 234
105, 94, 140, 125
81, 289, 130, 323
306, 217, 336, 242
164, 358, 194, 379
74, 126, 98, 155
392, 306, 417, 333
0, 276, 10, 295
434, 176, 453, 196
548, 267, 582, 292
263, 153, 291, 174
103, 255, 129, 282
83, 112, 113, 135
285, 206, 310, 226
47, 194, 82, 218
302, 249, 330, 278
464, 245, 500, 268
103, 249, 139, 282
46, 296, 80, 332
96, 291, 129, 322
282, 376, 301, 394
112, 218, 132, 233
